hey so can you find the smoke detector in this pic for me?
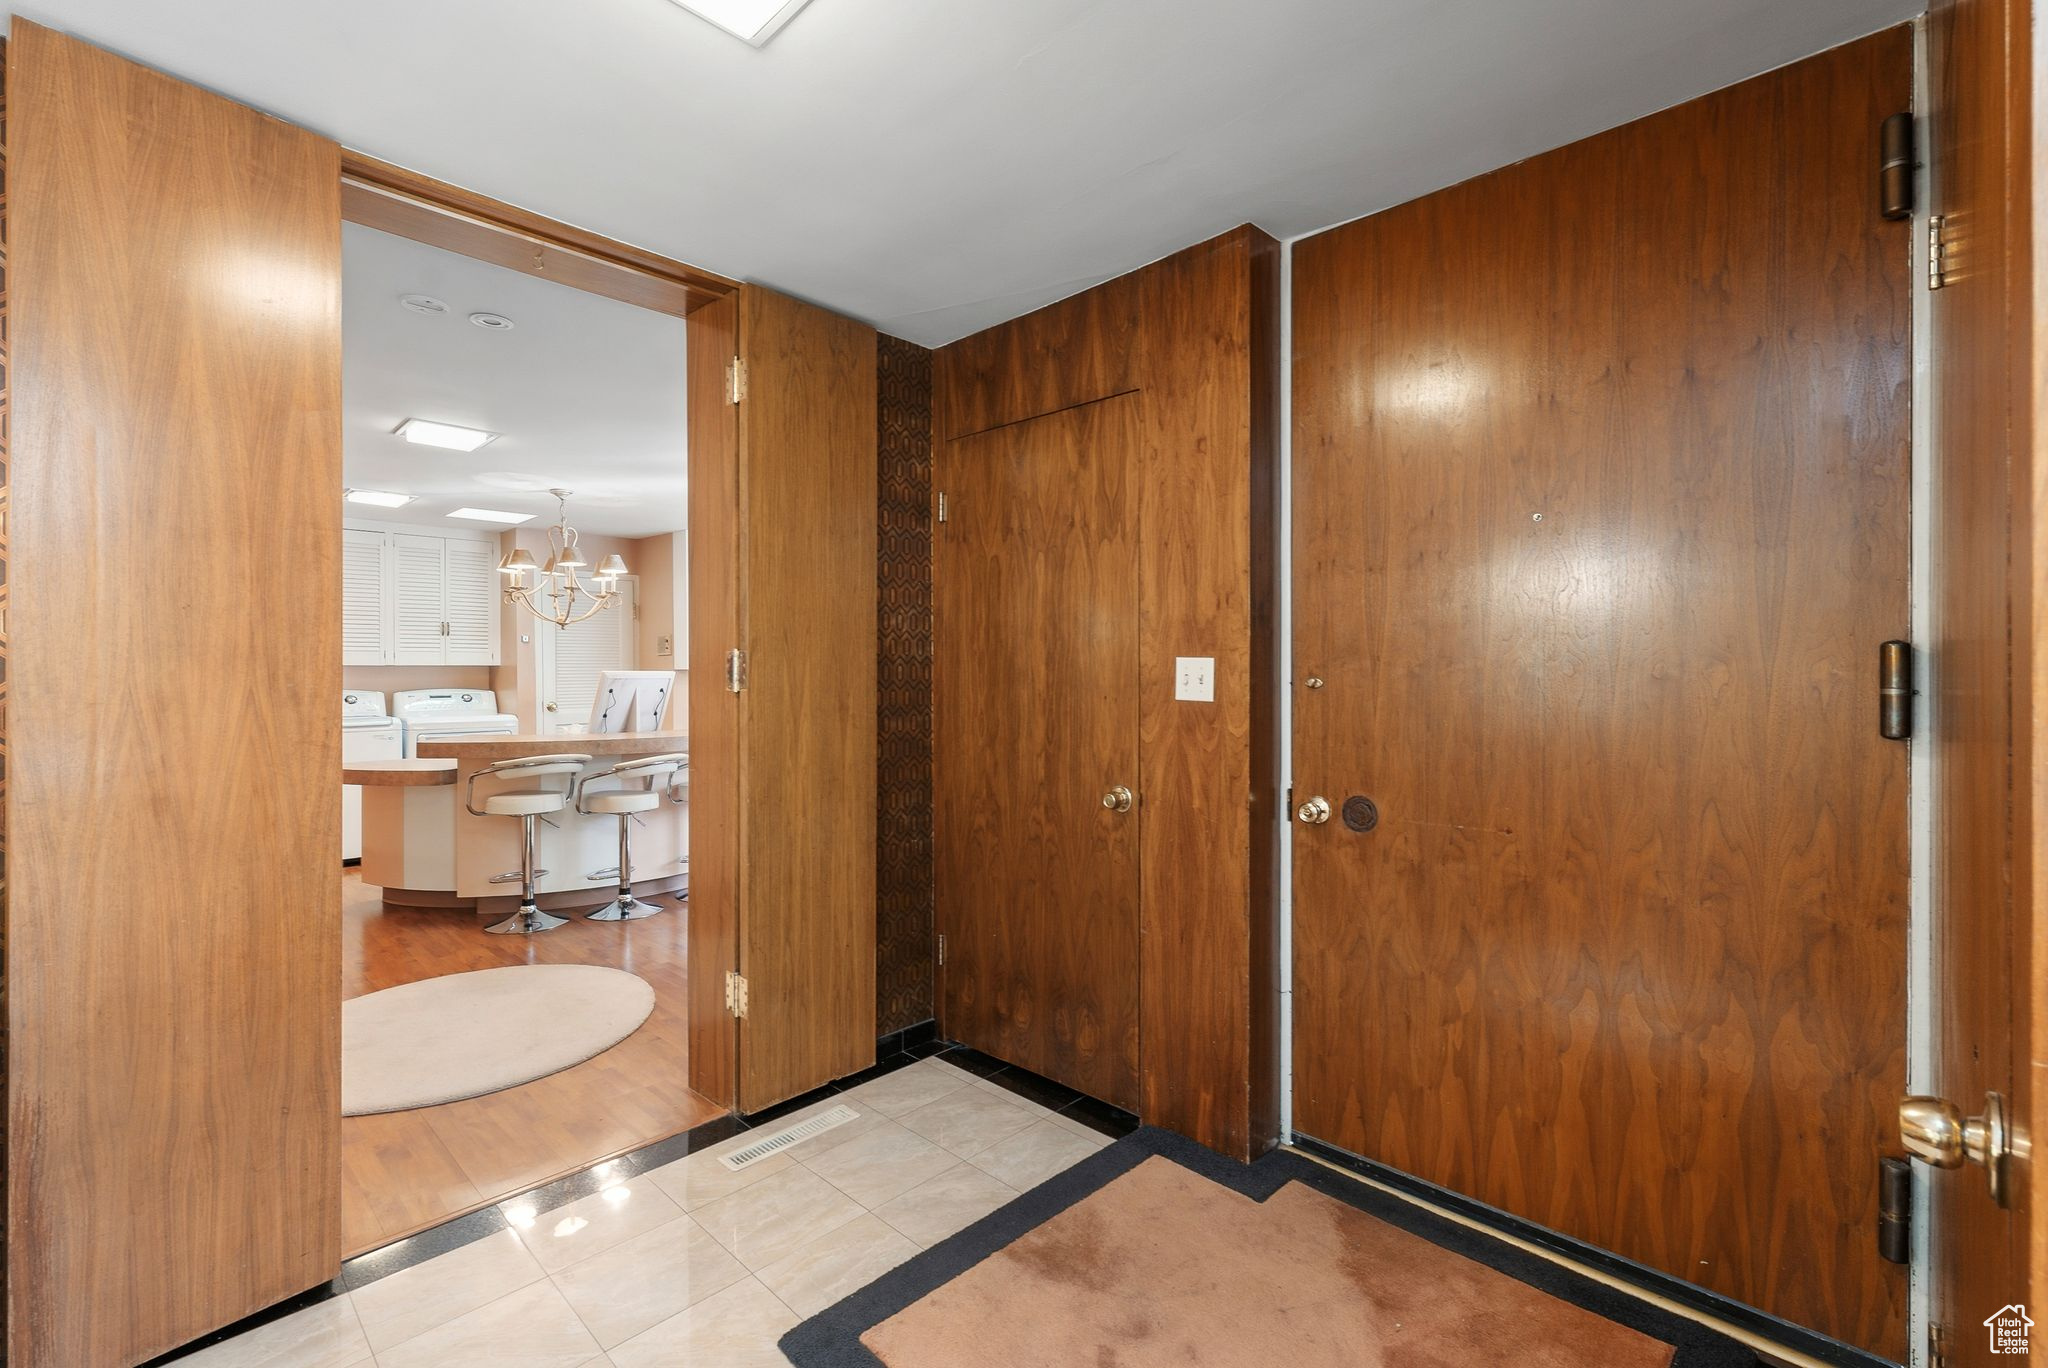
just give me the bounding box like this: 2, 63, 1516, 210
399, 294, 450, 315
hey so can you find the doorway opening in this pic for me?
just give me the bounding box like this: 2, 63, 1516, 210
335, 176, 719, 1257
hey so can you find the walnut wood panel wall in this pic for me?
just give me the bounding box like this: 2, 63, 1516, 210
6, 21, 343, 1365
876, 334, 936, 1036
933, 226, 1280, 1159
1290, 30, 1910, 1355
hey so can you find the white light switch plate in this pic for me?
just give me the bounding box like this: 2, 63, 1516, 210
1175, 656, 1215, 702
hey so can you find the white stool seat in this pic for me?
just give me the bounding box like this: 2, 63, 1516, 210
583, 790, 663, 816
481, 790, 565, 817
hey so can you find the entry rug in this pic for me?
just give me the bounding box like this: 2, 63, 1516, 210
781, 1127, 1755, 1368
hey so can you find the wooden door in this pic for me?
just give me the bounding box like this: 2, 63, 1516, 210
1291, 29, 1911, 1356
734, 285, 878, 1110
1922, 0, 2034, 1358
7, 20, 343, 1366
936, 394, 1142, 1108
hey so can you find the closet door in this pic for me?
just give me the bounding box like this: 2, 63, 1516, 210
390, 532, 449, 663
442, 536, 501, 665
935, 395, 1142, 1107
538, 580, 636, 731
342, 528, 393, 665
7, 20, 342, 1366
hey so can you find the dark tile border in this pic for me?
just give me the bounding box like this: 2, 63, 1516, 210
780, 1126, 1759, 1368
1293, 1135, 1894, 1368
928, 1042, 1140, 1140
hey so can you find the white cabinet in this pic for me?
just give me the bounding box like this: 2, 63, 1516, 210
342, 524, 501, 666
341, 529, 393, 666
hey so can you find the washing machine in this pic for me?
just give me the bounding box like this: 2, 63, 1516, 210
393, 688, 521, 757
342, 691, 403, 863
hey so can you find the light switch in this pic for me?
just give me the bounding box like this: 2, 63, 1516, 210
1174, 656, 1215, 702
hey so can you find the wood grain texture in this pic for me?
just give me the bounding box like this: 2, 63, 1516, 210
339, 874, 723, 1255
1135, 229, 1279, 1159
932, 226, 1280, 1156
340, 151, 735, 318
1927, 0, 2034, 1354
686, 292, 740, 1110
937, 270, 1141, 440
1290, 30, 1910, 1355
736, 285, 878, 1110
6, 21, 343, 1365
415, 729, 690, 762
343, 759, 457, 785
936, 394, 1143, 1108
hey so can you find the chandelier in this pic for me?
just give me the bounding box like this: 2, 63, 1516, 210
497, 489, 629, 628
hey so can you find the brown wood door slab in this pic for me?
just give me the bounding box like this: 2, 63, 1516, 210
1290, 29, 1911, 1356
1924, 0, 2033, 1356
6, 20, 343, 1365
686, 292, 741, 1109
936, 394, 1142, 1108
734, 285, 878, 1111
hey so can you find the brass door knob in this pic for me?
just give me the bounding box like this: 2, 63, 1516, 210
1297, 796, 1332, 824
1900, 1092, 2010, 1207
1101, 785, 1133, 813
546, 702, 558, 713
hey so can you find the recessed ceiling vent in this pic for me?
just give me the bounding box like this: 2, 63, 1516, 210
399, 294, 449, 315
470, 312, 516, 332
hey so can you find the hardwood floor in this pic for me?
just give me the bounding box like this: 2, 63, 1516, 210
341, 872, 725, 1256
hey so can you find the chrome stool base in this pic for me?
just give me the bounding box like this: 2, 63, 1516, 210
486, 903, 570, 935
586, 893, 665, 922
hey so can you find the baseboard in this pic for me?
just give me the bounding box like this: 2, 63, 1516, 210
1290, 1135, 1898, 1368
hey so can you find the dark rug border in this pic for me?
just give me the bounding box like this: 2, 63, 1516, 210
780, 1125, 1756, 1368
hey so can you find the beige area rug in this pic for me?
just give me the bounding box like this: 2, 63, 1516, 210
342, 964, 655, 1115
859, 1156, 1677, 1368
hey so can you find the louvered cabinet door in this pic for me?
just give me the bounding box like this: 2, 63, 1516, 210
442, 537, 501, 665
341, 529, 391, 665
390, 533, 449, 664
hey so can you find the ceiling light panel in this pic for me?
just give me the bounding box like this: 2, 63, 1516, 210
668, 0, 817, 46
396, 418, 497, 452
345, 489, 414, 507
446, 508, 535, 525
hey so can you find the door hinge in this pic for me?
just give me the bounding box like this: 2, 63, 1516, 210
937, 933, 946, 967
1928, 1321, 1951, 1368
727, 356, 747, 404
1880, 639, 1914, 740
726, 647, 748, 693
936, 491, 948, 524
724, 970, 749, 1018
1928, 214, 1948, 290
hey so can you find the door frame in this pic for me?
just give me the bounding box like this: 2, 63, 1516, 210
331, 159, 745, 1109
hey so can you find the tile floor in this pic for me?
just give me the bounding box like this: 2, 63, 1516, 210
175, 1054, 1115, 1368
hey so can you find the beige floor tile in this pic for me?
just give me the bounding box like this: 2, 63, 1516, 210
754, 1213, 921, 1319
1042, 1107, 1123, 1143
967, 1119, 1106, 1191
801, 1120, 959, 1209
872, 1162, 1018, 1247
643, 1142, 797, 1211
175, 1295, 370, 1368
898, 1084, 1038, 1157
350, 1230, 546, 1353
504, 1177, 686, 1273
377, 1280, 600, 1368
692, 1163, 867, 1270
608, 1276, 799, 1368
551, 1212, 751, 1349
836, 1059, 976, 1117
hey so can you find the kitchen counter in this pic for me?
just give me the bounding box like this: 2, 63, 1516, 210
343, 759, 456, 786
357, 732, 690, 914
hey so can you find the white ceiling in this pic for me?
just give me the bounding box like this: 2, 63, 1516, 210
342, 223, 688, 537
9, 0, 1916, 346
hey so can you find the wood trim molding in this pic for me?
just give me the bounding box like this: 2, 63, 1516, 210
339, 149, 737, 318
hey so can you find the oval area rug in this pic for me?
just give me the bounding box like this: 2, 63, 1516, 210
343, 964, 656, 1115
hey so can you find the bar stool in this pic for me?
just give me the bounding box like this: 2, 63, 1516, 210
464, 753, 592, 935
575, 752, 688, 921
